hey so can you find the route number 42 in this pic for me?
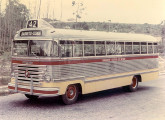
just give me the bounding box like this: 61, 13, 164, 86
27, 20, 38, 28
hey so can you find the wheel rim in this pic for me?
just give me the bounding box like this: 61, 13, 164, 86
66, 85, 76, 100
131, 77, 137, 88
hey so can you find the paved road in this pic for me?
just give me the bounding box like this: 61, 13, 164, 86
0, 74, 165, 120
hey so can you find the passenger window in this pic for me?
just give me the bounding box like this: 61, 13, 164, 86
106, 41, 115, 55
60, 40, 73, 57
133, 42, 140, 54
125, 42, 133, 54
141, 42, 147, 54
74, 41, 83, 57
148, 43, 153, 54
153, 43, 158, 53
96, 41, 106, 56
51, 41, 58, 57
84, 41, 95, 56
116, 42, 124, 55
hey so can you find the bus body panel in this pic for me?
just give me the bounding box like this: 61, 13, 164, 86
10, 54, 159, 95
141, 70, 159, 82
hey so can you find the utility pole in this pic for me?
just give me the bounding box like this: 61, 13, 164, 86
37, 0, 41, 19
60, 0, 63, 21
53, 0, 55, 20
28, 0, 31, 19
34, 0, 37, 19
46, 1, 50, 18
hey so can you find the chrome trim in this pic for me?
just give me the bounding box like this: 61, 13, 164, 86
13, 63, 46, 67
85, 70, 159, 83
13, 63, 47, 82
8, 83, 60, 96
13, 68, 46, 72
17, 75, 43, 79
30, 78, 33, 95
14, 71, 45, 75
53, 76, 85, 82
17, 77, 43, 81
15, 77, 18, 92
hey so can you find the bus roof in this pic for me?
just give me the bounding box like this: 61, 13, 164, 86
14, 28, 159, 43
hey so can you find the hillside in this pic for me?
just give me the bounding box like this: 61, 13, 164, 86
48, 21, 163, 37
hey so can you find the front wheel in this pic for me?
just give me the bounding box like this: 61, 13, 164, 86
62, 84, 79, 105
123, 76, 139, 92
25, 94, 39, 100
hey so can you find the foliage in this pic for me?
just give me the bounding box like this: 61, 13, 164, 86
72, 0, 86, 22
0, 51, 11, 78
1, 52, 11, 61
72, 22, 89, 30
0, 0, 30, 53
5, 0, 29, 28
52, 22, 163, 36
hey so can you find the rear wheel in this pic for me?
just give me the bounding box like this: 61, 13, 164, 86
62, 84, 79, 105
25, 94, 39, 100
123, 76, 139, 92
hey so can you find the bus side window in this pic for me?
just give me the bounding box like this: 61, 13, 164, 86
74, 41, 83, 57
133, 42, 140, 54
125, 42, 133, 54
106, 41, 115, 55
84, 41, 95, 56
116, 42, 124, 55
153, 43, 158, 53
96, 41, 106, 56
148, 43, 153, 54
51, 41, 58, 57
60, 40, 73, 57
141, 42, 147, 54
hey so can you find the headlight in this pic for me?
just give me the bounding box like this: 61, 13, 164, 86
44, 75, 51, 82
11, 72, 16, 83
43, 66, 52, 82
11, 77, 16, 82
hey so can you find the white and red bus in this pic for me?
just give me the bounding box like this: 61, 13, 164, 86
8, 19, 159, 104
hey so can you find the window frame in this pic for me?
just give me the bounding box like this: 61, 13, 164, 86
125, 42, 133, 54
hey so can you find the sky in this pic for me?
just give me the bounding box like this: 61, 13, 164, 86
1, 0, 165, 24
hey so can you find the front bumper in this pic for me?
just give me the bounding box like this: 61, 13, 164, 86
8, 83, 59, 96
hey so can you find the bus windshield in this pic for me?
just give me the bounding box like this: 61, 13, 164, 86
13, 40, 58, 57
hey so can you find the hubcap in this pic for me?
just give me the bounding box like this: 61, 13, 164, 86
66, 85, 76, 99
132, 77, 137, 88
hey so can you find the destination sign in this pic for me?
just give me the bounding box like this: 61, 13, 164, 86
20, 30, 42, 37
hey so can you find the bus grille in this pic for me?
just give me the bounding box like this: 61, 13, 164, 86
13, 63, 46, 84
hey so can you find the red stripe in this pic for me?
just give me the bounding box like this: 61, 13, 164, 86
12, 55, 158, 65
8, 86, 58, 94
33, 90, 58, 94
8, 86, 15, 90
8, 86, 30, 92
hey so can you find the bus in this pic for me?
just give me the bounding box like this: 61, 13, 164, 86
8, 19, 159, 104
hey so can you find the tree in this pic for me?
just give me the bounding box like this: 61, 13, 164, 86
0, 0, 29, 53
161, 21, 165, 55
72, 0, 85, 22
